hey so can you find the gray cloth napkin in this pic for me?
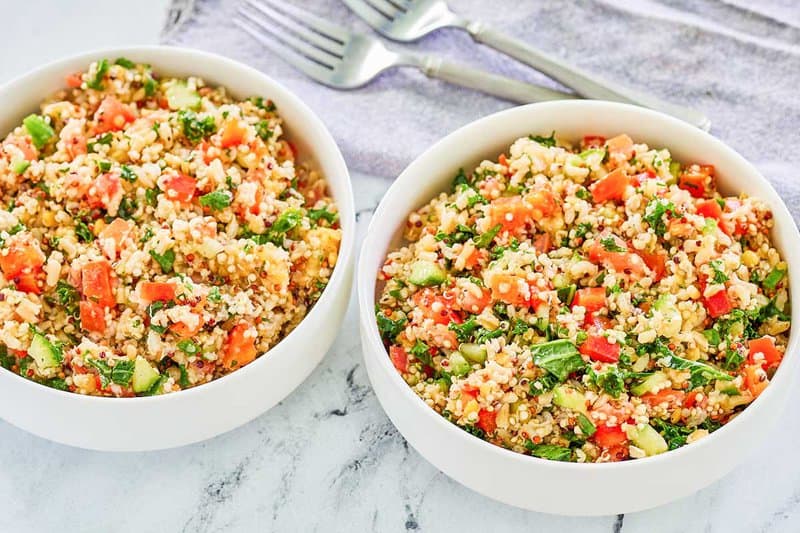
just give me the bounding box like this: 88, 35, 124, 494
165, 0, 800, 220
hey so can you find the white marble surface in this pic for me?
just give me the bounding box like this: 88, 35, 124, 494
2, 1, 800, 532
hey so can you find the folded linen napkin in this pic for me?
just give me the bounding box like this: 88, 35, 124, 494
164, 0, 800, 219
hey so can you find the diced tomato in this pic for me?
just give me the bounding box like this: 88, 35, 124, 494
606, 134, 634, 160
139, 281, 177, 303
65, 72, 83, 88
13, 271, 42, 294
641, 388, 686, 407
488, 273, 530, 307
606, 444, 630, 462
79, 300, 106, 333
87, 172, 122, 210
533, 233, 552, 254
0, 236, 45, 278
498, 153, 509, 171
588, 240, 647, 277
413, 288, 460, 325
704, 288, 732, 318
476, 408, 498, 434
696, 199, 732, 235
221, 323, 258, 369
98, 218, 132, 252
461, 384, 479, 402
219, 119, 247, 148
579, 334, 620, 363
459, 286, 492, 314
526, 188, 559, 218
683, 390, 708, 409
583, 135, 606, 149
678, 164, 714, 198
593, 423, 628, 448
590, 314, 614, 330
636, 248, 668, 281
170, 319, 202, 340
162, 173, 197, 203
81, 260, 115, 307
389, 345, 408, 373
93, 96, 137, 134
572, 287, 606, 314
5, 137, 38, 161
591, 169, 629, 203
748, 336, 782, 369
489, 196, 531, 233
744, 364, 768, 398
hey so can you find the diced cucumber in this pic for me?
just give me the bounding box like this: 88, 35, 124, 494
448, 352, 471, 377
165, 81, 201, 111
553, 385, 588, 415
631, 371, 670, 396
627, 423, 668, 456
459, 343, 487, 365
408, 260, 446, 287
132, 356, 160, 393
11, 159, 30, 175
556, 284, 576, 305
668, 161, 681, 183
28, 333, 62, 370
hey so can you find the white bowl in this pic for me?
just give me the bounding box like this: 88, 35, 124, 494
0, 46, 355, 451
357, 100, 800, 515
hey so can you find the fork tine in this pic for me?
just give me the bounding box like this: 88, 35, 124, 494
243, 0, 344, 57
342, 0, 392, 28
238, 5, 340, 69
363, 0, 404, 18
255, 0, 350, 44
233, 17, 335, 84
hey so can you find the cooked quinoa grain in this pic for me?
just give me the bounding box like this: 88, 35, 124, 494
0, 59, 340, 396
376, 132, 790, 463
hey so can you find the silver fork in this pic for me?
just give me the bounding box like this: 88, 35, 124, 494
234, 0, 576, 104
343, 0, 712, 131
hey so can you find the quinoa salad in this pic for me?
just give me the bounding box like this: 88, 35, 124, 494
0, 58, 341, 397
376, 132, 790, 463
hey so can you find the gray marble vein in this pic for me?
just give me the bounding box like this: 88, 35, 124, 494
1, 0, 800, 531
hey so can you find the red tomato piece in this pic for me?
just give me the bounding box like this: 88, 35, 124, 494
79, 301, 106, 333
138, 282, 177, 303
748, 336, 782, 369
87, 172, 122, 210
413, 288, 460, 325
533, 233, 552, 254
591, 169, 629, 203
704, 288, 732, 318
606, 134, 634, 160
65, 72, 83, 88
461, 384, 479, 402
641, 388, 686, 407
0, 236, 45, 278
162, 173, 197, 203
572, 287, 606, 314
219, 119, 247, 148
744, 364, 768, 398
488, 273, 530, 307
14, 271, 42, 294
526, 188, 559, 218
98, 218, 132, 252
489, 196, 531, 233
588, 240, 647, 278
389, 345, 409, 373
81, 260, 115, 308
459, 286, 492, 314
476, 408, 498, 434
583, 135, 606, 149
93, 96, 137, 134
678, 164, 714, 198
593, 423, 628, 448
579, 334, 620, 363
636, 249, 668, 281
221, 323, 258, 369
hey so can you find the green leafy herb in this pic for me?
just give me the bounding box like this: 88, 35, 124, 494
45, 378, 69, 391
600, 237, 626, 253
511, 318, 530, 336
702, 329, 721, 346
409, 339, 433, 368
658, 353, 732, 389
593, 365, 625, 398
97, 160, 112, 172
525, 441, 571, 461
650, 419, 693, 451
207, 286, 222, 304
762, 268, 786, 291
74, 220, 94, 243
177, 110, 216, 143
643, 199, 675, 237
529, 372, 560, 396
452, 168, 470, 188
528, 131, 557, 148
55, 280, 80, 317
308, 207, 338, 225
575, 188, 591, 201
556, 284, 576, 306
199, 190, 232, 211
255, 120, 273, 141
435, 224, 474, 245
576, 413, 596, 437
145, 188, 159, 207
143, 74, 157, 97
87, 59, 109, 90
120, 165, 137, 182
710, 260, 728, 284
449, 316, 479, 343
376, 309, 407, 342
111, 360, 135, 386
177, 339, 199, 355
721, 347, 745, 371
88, 132, 113, 152
114, 57, 136, 69
473, 224, 502, 249
530, 339, 584, 381
117, 197, 138, 220
149, 248, 176, 274
574, 222, 592, 239
23, 114, 55, 149
178, 364, 191, 388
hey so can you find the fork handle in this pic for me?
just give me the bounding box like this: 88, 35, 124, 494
466, 23, 711, 131
420, 56, 577, 104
